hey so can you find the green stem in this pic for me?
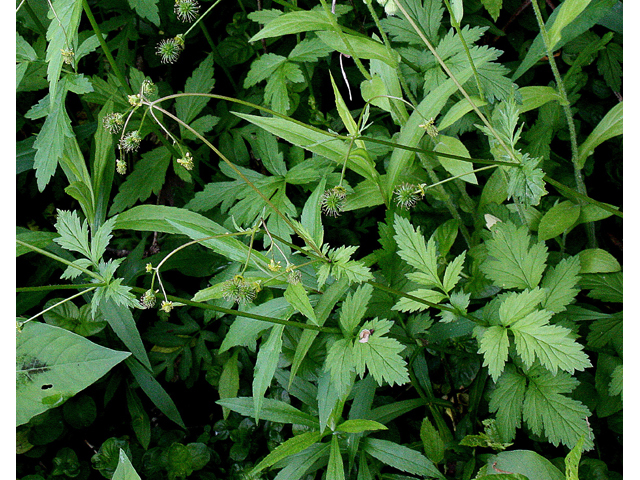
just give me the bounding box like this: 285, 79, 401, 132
544, 175, 622, 218
183, 0, 223, 38
528, 0, 596, 248
25, 287, 97, 323
148, 101, 328, 261
16, 283, 106, 292
16, 239, 103, 281
198, 23, 239, 93
318, 0, 372, 82
442, 0, 485, 102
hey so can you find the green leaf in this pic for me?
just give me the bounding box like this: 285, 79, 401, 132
577, 102, 622, 168
580, 272, 622, 303
541, 256, 581, 313
284, 283, 317, 324
565, 436, 585, 480
325, 339, 356, 398
392, 289, 447, 312
340, 283, 373, 336
538, 201, 581, 241
330, 72, 360, 143
244, 53, 287, 88
363, 438, 445, 479
53, 209, 91, 260
253, 325, 285, 422
127, 0, 160, 26
109, 147, 171, 215
512, 0, 617, 80
112, 449, 141, 480
17, 322, 130, 426
442, 252, 466, 293
451, 0, 464, 24
335, 419, 387, 433
547, 0, 592, 49
511, 309, 591, 374
316, 31, 398, 67
288, 38, 334, 63
517, 86, 563, 114
478, 326, 509, 381
597, 41, 622, 92
43, 299, 107, 337
176, 54, 215, 126
264, 62, 303, 113
328, 436, 346, 480
125, 358, 185, 428
251, 431, 323, 476
216, 397, 319, 428
498, 288, 547, 327
318, 245, 373, 287
300, 177, 326, 249
90, 216, 117, 265
33, 79, 74, 191
522, 366, 593, 450
100, 298, 151, 371
489, 365, 526, 442
481, 222, 548, 290
393, 215, 441, 288
249, 10, 334, 42
433, 135, 477, 184
381, 0, 444, 46
420, 417, 445, 464
578, 248, 621, 273
609, 365, 622, 398
481, 0, 503, 22
126, 387, 150, 449
483, 450, 564, 480
353, 318, 410, 387
587, 313, 622, 348
218, 351, 240, 420
16, 230, 57, 257
46, 0, 83, 100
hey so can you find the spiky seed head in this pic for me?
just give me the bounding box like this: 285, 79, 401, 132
140, 289, 158, 309
103, 113, 124, 134
174, 0, 201, 22
393, 183, 424, 210
287, 269, 302, 285
128, 94, 143, 107
156, 38, 183, 64
320, 186, 347, 217
222, 275, 258, 305
60, 47, 75, 65
119, 131, 142, 153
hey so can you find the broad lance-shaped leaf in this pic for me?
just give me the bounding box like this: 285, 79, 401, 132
100, 298, 152, 370
127, 0, 160, 26
481, 222, 548, 290
216, 397, 319, 428
363, 438, 445, 479
112, 449, 142, 480
46, 0, 83, 100
17, 322, 130, 426
253, 325, 284, 422
325, 339, 356, 398
328, 436, 346, 480
250, 431, 323, 476
284, 283, 317, 325
577, 102, 622, 168
176, 54, 215, 126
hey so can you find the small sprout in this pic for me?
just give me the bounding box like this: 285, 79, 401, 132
119, 131, 142, 153
160, 300, 174, 313
116, 159, 127, 175
393, 183, 425, 210
60, 47, 75, 65
222, 275, 258, 305
177, 152, 194, 170
103, 113, 124, 134
128, 94, 143, 107
419, 117, 439, 138
156, 37, 183, 64
320, 186, 347, 217
140, 289, 158, 309
174, 0, 201, 22
359, 329, 374, 343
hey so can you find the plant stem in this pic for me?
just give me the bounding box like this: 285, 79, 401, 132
198, 23, 239, 93
528, 0, 596, 248
183, 0, 223, 38
442, 0, 485, 101
16, 239, 103, 281
24, 287, 97, 323
16, 283, 106, 292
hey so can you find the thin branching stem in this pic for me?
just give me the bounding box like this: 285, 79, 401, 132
24, 287, 97, 324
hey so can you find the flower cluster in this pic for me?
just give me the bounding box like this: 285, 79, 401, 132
221, 275, 261, 305
60, 47, 75, 65
119, 131, 142, 153
419, 118, 439, 138
140, 289, 158, 309
393, 183, 425, 210
320, 186, 347, 217
177, 152, 194, 170
174, 0, 201, 22
116, 159, 127, 175
103, 113, 124, 134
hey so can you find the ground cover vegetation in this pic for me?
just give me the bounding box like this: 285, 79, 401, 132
16, 0, 623, 478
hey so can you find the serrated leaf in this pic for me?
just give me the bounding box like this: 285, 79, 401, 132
339, 283, 373, 335
481, 222, 548, 290
505, 154, 548, 207
53, 210, 92, 259
488, 365, 526, 442
363, 438, 444, 479
109, 147, 171, 215
392, 289, 447, 312
284, 283, 317, 325
353, 319, 410, 387
381, 0, 444, 46
244, 53, 287, 88
538, 201, 581, 241
46, 0, 83, 100
587, 314, 622, 348
597, 42, 622, 92
335, 419, 387, 433
90, 216, 117, 265
481, 0, 503, 22
264, 62, 303, 113
393, 215, 442, 288
522, 366, 592, 450
482, 450, 564, 480
420, 417, 445, 464
580, 272, 622, 303
288, 38, 334, 63
442, 252, 466, 293
498, 288, 546, 327
510, 310, 591, 374
541, 256, 581, 313
328, 436, 345, 480
609, 364, 622, 398
43, 299, 106, 337
319, 245, 373, 287
17, 322, 130, 426
127, 0, 160, 26
176, 54, 215, 126
325, 339, 356, 398
478, 326, 509, 381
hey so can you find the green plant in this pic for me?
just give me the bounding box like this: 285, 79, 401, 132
17, 0, 622, 479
